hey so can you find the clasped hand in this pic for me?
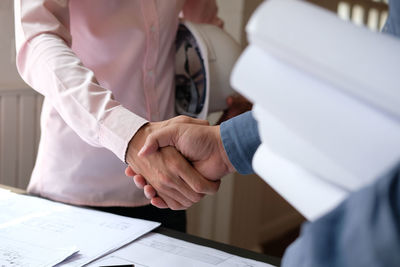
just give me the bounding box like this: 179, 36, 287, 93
126, 116, 221, 210
126, 95, 249, 209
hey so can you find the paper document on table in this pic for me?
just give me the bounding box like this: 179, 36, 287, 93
88, 232, 275, 267
0, 190, 160, 266
0, 238, 77, 267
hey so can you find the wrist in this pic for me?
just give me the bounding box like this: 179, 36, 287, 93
215, 125, 236, 174
126, 122, 155, 164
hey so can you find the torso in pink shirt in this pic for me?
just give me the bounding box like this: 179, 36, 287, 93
15, 0, 218, 206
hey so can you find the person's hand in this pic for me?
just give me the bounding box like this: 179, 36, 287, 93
126, 116, 220, 210
126, 117, 236, 208
217, 94, 252, 124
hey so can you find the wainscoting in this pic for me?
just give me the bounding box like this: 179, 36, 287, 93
0, 88, 43, 188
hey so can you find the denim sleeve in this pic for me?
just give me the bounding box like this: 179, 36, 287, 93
282, 164, 400, 267
220, 111, 261, 174
382, 0, 400, 36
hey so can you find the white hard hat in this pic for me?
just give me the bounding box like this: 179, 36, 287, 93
175, 21, 242, 119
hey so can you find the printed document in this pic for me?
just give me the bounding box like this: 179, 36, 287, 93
89, 232, 275, 267
0, 190, 160, 266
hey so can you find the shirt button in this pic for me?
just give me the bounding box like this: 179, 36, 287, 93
148, 70, 154, 76
150, 25, 156, 32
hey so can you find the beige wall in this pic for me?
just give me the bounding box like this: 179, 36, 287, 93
0, 1, 27, 90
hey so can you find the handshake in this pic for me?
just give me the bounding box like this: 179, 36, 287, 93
125, 96, 252, 210
125, 115, 234, 210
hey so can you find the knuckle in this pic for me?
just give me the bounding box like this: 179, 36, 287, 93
182, 203, 191, 210
170, 204, 181, 211
159, 175, 173, 187
166, 158, 180, 173
170, 161, 180, 172
192, 193, 203, 203
175, 115, 190, 123
182, 198, 193, 208
192, 182, 206, 193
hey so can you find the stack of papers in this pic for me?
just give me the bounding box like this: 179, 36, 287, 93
231, 0, 400, 220
0, 190, 160, 266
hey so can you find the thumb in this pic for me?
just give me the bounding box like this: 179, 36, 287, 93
138, 126, 178, 156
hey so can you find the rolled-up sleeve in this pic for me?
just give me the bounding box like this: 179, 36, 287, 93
220, 111, 261, 174
14, 0, 147, 162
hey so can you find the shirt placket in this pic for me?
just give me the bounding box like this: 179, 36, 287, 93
141, 0, 160, 121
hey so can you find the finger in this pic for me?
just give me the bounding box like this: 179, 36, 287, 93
132, 169, 193, 209
148, 148, 204, 208
145, 167, 196, 209
176, 162, 221, 195
163, 155, 206, 203
151, 197, 168, 209
143, 184, 157, 199
158, 183, 196, 209
183, 118, 209, 126
125, 166, 136, 177
136, 170, 195, 209
133, 174, 147, 189
174, 115, 209, 126
138, 126, 178, 156
157, 191, 192, 210
169, 177, 204, 204
139, 118, 210, 157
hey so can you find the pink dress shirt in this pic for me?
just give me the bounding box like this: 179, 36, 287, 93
14, 0, 219, 207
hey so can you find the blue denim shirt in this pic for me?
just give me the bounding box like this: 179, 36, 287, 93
383, 0, 400, 36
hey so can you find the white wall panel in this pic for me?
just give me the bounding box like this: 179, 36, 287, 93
18, 93, 37, 188
0, 89, 42, 189
0, 94, 18, 187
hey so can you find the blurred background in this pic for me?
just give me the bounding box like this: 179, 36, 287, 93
0, 0, 388, 258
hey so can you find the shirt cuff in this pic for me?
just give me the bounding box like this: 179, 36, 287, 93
99, 105, 148, 162
220, 111, 261, 174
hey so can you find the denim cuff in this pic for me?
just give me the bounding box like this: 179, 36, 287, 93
220, 111, 261, 174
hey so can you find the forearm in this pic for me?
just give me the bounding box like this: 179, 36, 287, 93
15, 0, 147, 161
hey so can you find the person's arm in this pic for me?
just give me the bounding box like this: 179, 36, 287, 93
15, 0, 146, 160
14, 0, 219, 209
282, 164, 400, 267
